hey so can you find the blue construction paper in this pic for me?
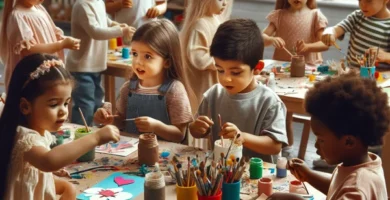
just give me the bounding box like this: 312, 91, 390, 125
77, 172, 145, 200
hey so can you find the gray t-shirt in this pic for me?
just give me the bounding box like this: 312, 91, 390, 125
197, 83, 288, 163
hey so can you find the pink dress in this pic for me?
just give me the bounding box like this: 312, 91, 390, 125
4, 4, 65, 89
267, 9, 328, 65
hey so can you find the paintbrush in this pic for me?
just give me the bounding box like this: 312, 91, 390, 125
196, 170, 207, 195
78, 107, 90, 132
218, 114, 224, 147
123, 118, 136, 121
283, 46, 294, 57
302, 182, 310, 195
333, 42, 347, 57
187, 157, 191, 187
107, 114, 119, 118
224, 133, 241, 164
176, 163, 183, 186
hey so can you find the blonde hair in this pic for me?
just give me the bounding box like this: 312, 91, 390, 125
0, 0, 16, 63
275, 0, 317, 10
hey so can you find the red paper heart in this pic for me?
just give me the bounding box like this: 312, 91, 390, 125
114, 176, 135, 186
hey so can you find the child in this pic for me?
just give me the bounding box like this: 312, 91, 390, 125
189, 19, 288, 163
180, 0, 229, 113
105, 0, 168, 28
270, 72, 390, 200
65, 0, 136, 126
94, 19, 193, 143
0, 0, 80, 90
263, 0, 329, 65
0, 54, 120, 199
322, 0, 390, 69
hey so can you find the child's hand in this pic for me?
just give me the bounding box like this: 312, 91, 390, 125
190, 116, 214, 135
134, 117, 161, 132
219, 122, 240, 139
94, 108, 114, 125
53, 168, 70, 178
296, 40, 309, 54
271, 37, 285, 49
287, 158, 311, 182
122, 0, 132, 8
95, 125, 120, 145
122, 26, 136, 41
146, 6, 160, 18
61, 37, 80, 50
321, 33, 335, 47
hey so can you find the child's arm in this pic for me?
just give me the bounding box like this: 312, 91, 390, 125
54, 177, 76, 199
189, 116, 214, 138
105, 0, 132, 14
288, 158, 332, 194
134, 117, 186, 142
321, 26, 346, 47
262, 23, 285, 48
220, 123, 282, 155
146, 0, 167, 18
296, 28, 329, 54
21, 38, 80, 56
24, 125, 120, 172
186, 27, 217, 71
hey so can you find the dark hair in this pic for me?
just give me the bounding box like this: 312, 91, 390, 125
0, 54, 73, 197
210, 19, 264, 70
305, 72, 390, 147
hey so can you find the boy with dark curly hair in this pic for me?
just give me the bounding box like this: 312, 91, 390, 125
268, 72, 390, 200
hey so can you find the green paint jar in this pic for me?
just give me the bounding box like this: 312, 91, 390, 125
74, 127, 95, 162
249, 157, 263, 179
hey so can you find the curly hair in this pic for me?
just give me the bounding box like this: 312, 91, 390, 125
305, 72, 390, 147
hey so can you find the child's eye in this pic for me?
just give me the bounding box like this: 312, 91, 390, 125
145, 54, 152, 59
217, 69, 224, 74
64, 102, 69, 107
231, 71, 242, 76
49, 104, 57, 108
132, 52, 138, 57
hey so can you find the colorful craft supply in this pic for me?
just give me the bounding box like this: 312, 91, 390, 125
222, 180, 241, 200
74, 127, 95, 162
276, 157, 287, 178
249, 157, 263, 179
258, 177, 273, 196
122, 47, 130, 59
116, 37, 123, 46
109, 38, 117, 50
138, 133, 159, 166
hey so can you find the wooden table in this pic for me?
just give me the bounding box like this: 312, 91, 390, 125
60, 124, 326, 200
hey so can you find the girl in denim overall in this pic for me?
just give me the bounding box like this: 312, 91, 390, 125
94, 19, 194, 143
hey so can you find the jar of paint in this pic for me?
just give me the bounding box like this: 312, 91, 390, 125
138, 133, 159, 166
116, 37, 123, 47
144, 172, 165, 200
222, 180, 241, 200
122, 47, 130, 59
74, 127, 95, 162
213, 139, 243, 162
276, 157, 287, 178
109, 38, 117, 50
289, 180, 307, 194
249, 157, 263, 179
290, 55, 305, 77
258, 177, 273, 196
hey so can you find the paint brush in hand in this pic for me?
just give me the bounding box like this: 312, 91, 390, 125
78, 107, 90, 132
218, 114, 224, 147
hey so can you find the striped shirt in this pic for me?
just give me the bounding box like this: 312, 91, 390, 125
337, 10, 390, 69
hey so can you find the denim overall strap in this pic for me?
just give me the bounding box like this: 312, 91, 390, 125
125, 78, 174, 134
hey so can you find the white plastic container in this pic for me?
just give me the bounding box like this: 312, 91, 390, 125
213, 139, 243, 161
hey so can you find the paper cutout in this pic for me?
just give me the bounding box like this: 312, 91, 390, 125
114, 176, 135, 186
96, 136, 139, 157
77, 172, 145, 200
83, 187, 132, 200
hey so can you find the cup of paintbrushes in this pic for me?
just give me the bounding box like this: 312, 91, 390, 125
198, 190, 222, 200
360, 66, 376, 79
221, 180, 241, 200
74, 127, 95, 162
176, 184, 197, 200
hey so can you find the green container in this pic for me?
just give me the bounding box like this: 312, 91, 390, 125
249, 157, 263, 179
75, 127, 95, 162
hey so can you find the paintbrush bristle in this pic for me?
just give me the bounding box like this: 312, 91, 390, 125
177, 163, 182, 169
172, 156, 179, 163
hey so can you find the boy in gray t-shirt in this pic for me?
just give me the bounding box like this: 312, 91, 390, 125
189, 19, 288, 163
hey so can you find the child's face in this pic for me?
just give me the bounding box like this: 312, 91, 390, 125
359, 0, 387, 17
131, 41, 168, 86
287, 0, 308, 10
214, 58, 257, 95
210, 0, 227, 15
311, 117, 347, 165
22, 83, 72, 134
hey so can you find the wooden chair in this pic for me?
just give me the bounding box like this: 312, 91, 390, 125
293, 114, 312, 160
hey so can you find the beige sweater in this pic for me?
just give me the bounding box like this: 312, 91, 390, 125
181, 16, 221, 112
66, 0, 123, 72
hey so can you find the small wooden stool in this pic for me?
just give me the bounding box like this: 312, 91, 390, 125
293, 114, 311, 160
